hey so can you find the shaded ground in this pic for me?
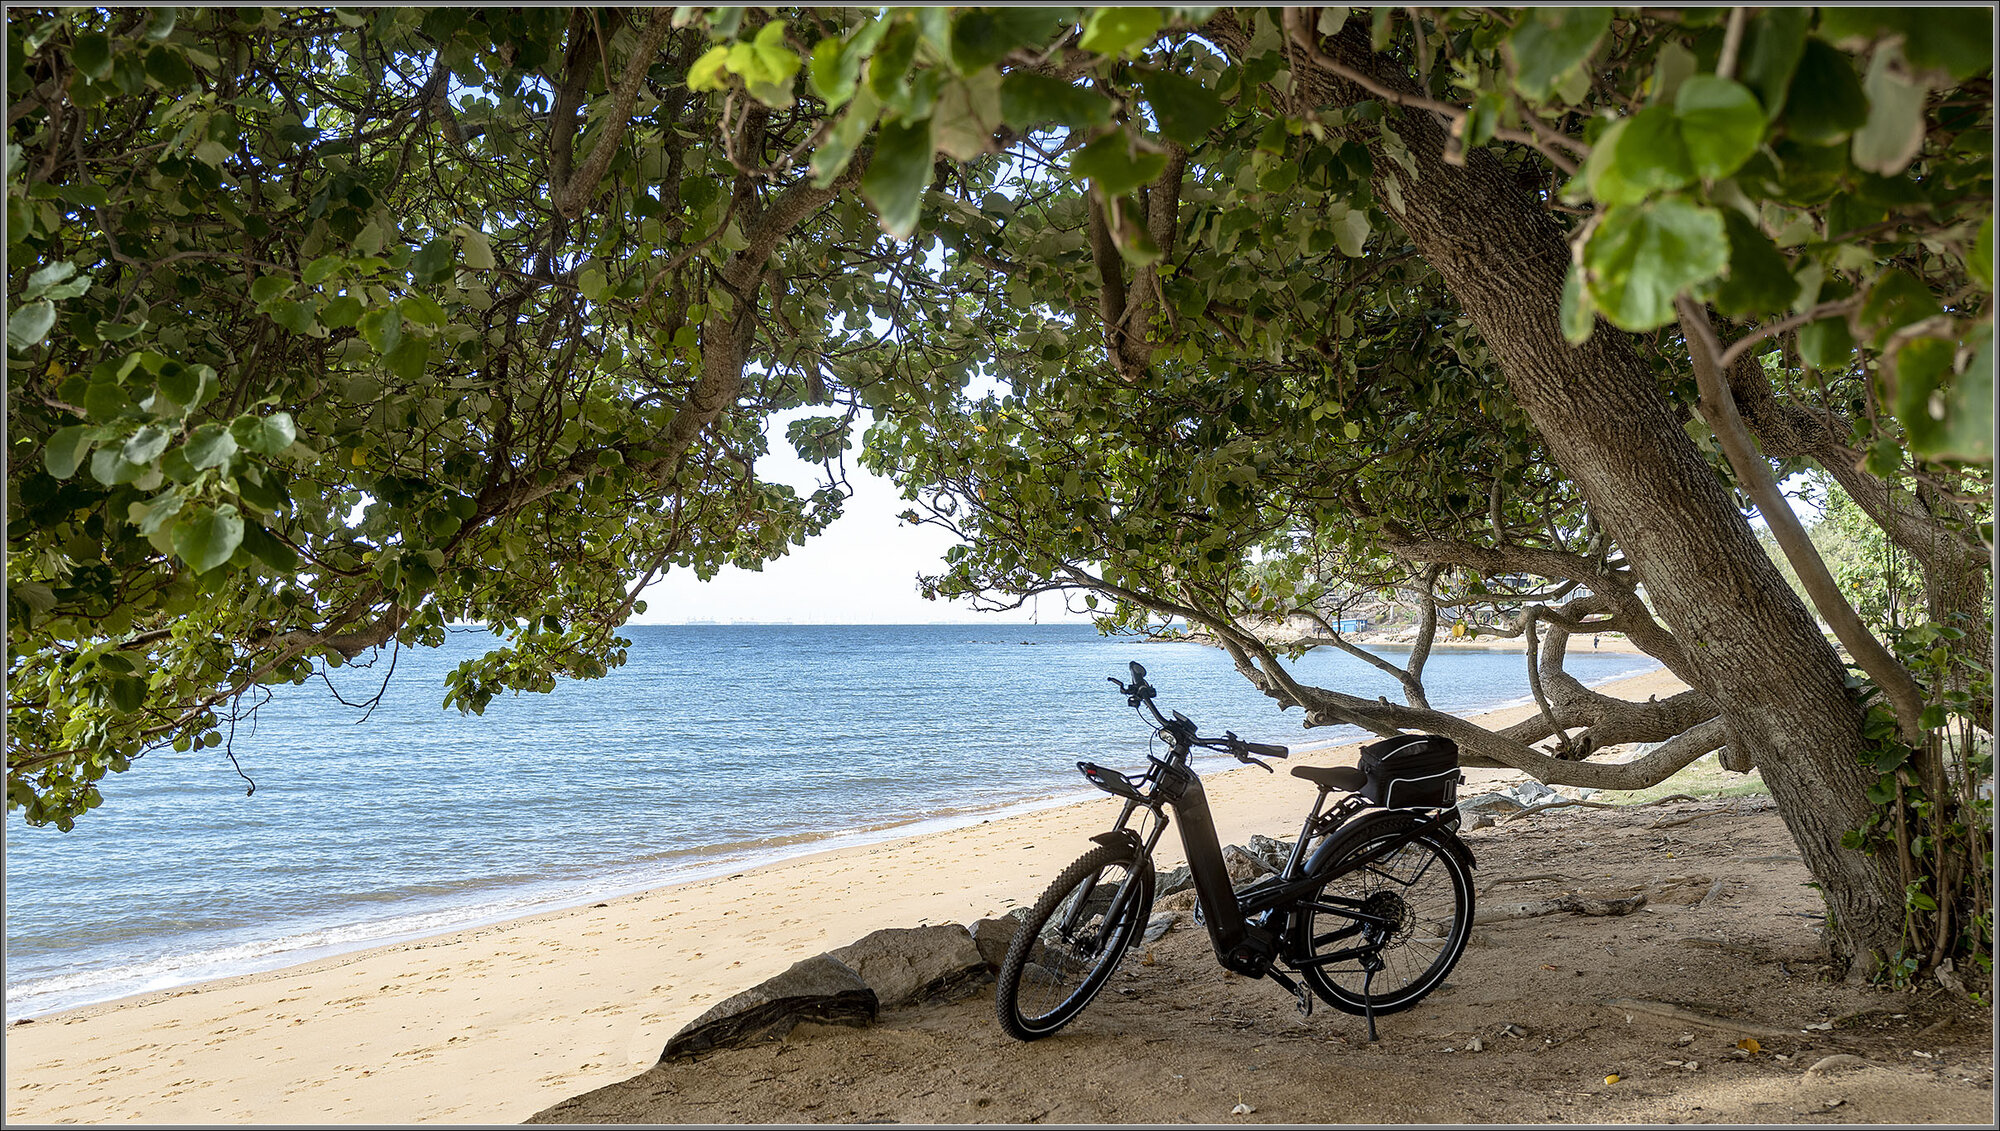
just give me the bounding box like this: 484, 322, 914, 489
531, 798, 1993, 1125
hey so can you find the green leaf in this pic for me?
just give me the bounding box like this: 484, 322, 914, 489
1851, 47, 1929, 176
25, 260, 77, 297
932, 70, 1003, 162
143, 44, 194, 87
7, 300, 56, 350
230, 412, 297, 455
321, 294, 364, 328
1332, 208, 1370, 257
1783, 38, 1869, 145
1586, 107, 1693, 205
72, 31, 113, 80
459, 227, 495, 270
122, 424, 171, 465
1858, 269, 1942, 348
1582, 196, 1729, 331
1559, 261, 1596, 344
89, 446, 145, 485
810, 87, 882, 188
1797, 316, 1854, 370
43, 424, 95, 478
1071, 133, 1169, 197
107, 675, 148, 713
1079, 7, 1161, 59
249, 275, 291, 303
1674, 76, 1765, 180
172, 504, 245, 574
385, 335, 429, 381
688, 45, 731, 91
358, 306, 403, 354
183, 422, 238, 470
1737, 6, 1810, 117
949, 7, 1058, 74
1506, 7, 1611, 104
399, 292, 446, 327
239, 521, 299, 571
1919, 332, 1992, 462
999, 72, 1112, 131
859, 113, 936, 240
157, 363, 214, 408
1715, 209, 1799, 318
1137, 70, 1227, 146
302, 255, 344, 286
410, 237, 454, 285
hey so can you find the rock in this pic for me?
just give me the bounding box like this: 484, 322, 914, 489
1155, 863, 1195, 897
1246, 834, 1294, 873
661, 954, 877, 1060
1459, 792, 1526, 816
1156, 889, 1200, 912
1462, 810, 1497, 830
1804, 1054, 1875, 1075
1506, 780, 1559, 807
968, 917, 1019, 972
1142, 911, 1180, 944
827, 924, 990, 1008
1221, 844, 1271, 886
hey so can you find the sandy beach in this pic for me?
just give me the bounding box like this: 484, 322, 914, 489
5, 667, 1684, 1125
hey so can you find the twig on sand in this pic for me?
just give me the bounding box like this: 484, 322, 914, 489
1650, 802, 1740, 830
1475, 891, 1648, 924
1697, 876, 1728, 908
1501, 793, 1701, 822
1601, 997, 1793, 1038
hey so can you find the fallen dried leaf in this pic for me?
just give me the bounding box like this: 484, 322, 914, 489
1605, 1074, 1621, 1085
1231, 1102, 1255, 1115
1737, 1038, 1761, 1055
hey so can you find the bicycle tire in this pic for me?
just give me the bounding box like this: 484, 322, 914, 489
1291, 810, 1474, 1016
995, 842, 1154, 1040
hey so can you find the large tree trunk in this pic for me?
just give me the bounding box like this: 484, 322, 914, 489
1263, 22, 1909, 972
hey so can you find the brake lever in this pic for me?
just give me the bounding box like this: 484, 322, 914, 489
1224, 732, 1275, 773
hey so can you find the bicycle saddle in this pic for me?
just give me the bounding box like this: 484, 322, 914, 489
1291, 765, 1367, 792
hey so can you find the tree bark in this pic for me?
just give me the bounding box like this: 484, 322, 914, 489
1258, 18, 1908, 972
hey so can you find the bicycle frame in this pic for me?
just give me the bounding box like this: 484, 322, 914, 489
1076, 699, 1467, 984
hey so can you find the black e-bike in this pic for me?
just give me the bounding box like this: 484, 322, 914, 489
995, 662, 1477, 1041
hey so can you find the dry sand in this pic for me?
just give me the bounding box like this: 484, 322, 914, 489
7, 667, 1986, 1125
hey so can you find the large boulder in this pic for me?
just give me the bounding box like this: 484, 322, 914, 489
660, 954, 877, 1060
826, 924, 990, 1008
967, 917, 1020, 971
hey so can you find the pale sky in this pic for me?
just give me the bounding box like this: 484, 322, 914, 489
633, 410, 1088, 625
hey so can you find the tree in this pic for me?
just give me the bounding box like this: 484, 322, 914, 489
5, 7, 918, 827
806, 7, 1991, 980
8, 7, 1991, 985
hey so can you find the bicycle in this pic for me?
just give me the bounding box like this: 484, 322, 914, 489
995, 661, 1477, 1042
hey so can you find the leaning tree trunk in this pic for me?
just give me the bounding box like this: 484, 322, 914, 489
1266, 22, 1910, 973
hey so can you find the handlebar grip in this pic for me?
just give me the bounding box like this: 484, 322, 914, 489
1244, 741, 1290, 758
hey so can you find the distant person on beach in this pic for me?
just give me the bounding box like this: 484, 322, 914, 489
1593, 635, 1600, 650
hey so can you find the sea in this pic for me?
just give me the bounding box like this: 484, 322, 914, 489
3, 623, 1658, 1019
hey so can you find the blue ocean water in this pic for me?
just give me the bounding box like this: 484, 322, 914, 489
3, 623, 1657, 1018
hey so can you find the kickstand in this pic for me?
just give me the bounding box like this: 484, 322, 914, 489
1360, 960, 1380, 1042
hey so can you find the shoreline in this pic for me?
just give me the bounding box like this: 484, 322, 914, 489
5, 649, 1658, 1023
5, 665, 1683, 1125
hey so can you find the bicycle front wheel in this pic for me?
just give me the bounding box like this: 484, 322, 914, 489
1292, 811, 1473, 1016
995, 842, 1154, 1040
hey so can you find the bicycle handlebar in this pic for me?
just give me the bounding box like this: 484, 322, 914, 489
1108, 664, 1288, 766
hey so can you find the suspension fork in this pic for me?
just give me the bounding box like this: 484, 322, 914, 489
1057, 797, 1168, 940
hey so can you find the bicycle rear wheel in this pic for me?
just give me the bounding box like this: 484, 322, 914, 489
1292, 811, 1473, 1016
995, 842, 1154, 1040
